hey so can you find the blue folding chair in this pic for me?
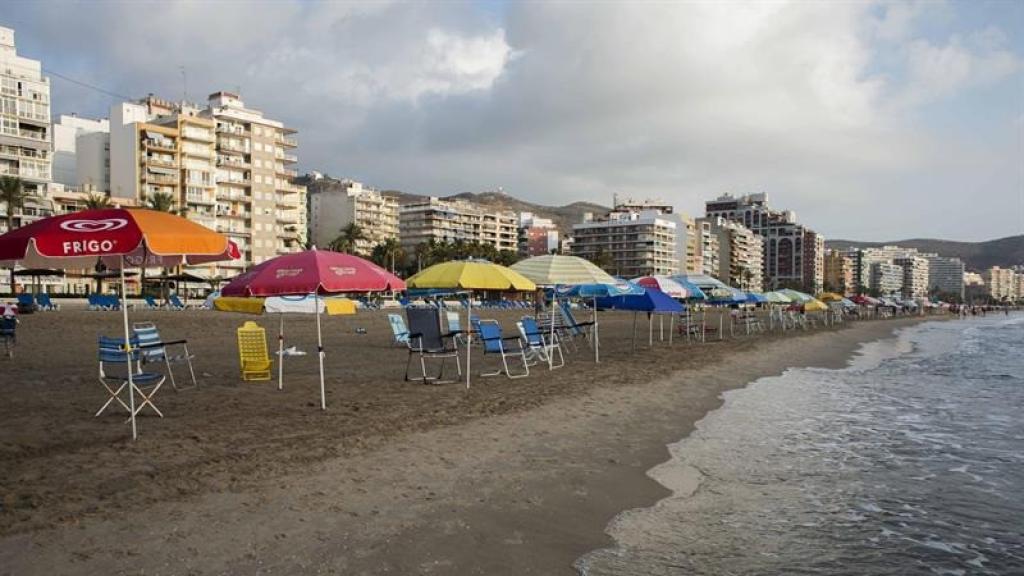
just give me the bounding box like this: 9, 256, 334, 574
518, 316, 564, 369
143, 295, 162, 310
404, 308, 461, 384
167, 294, 187, 310
387, 313, 410, 346
477, 319, 530, 379
133, 322, 197, 390
96, 336, 165, 419
36, 293, 59, 310
16, 294, 35, 313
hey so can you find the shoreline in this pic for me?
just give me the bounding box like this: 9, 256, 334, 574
0, 312, 939, 574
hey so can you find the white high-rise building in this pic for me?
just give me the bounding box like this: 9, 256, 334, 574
399, 196, 517, 255
572, 206, 678, 277
894, 256, 929, 299
0, 26, 52, 224
51, 114, 109, 188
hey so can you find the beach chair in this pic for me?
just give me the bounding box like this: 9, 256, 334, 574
167, 294, 188, 310
558, 301, 595, 348
237, 321, 272, 381
133, 322, 197, 390
96, 335, 165, 419
16, 294, 35, 314
143, 295, 162, 310
518, 316, 564, 369
1, 316, 16, 358
445, 311, 466, 346
387, 313, 410, 346
35, 293, 59, 311
477, 320, 529, 379
404, 307, 461, 384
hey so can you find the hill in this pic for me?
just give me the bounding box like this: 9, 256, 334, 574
826, 236, 1024, 271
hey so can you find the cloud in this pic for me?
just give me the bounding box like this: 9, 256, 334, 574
2, 0, 1021, 240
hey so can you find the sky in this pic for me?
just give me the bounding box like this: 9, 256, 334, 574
2, 0, 1022, 242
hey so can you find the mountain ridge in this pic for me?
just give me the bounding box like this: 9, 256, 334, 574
826, 236, 1024, 271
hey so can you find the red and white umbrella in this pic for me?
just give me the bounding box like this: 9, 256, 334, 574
221, 249, 404, 409
632, 275, 691, 299
0, 208, 237, 440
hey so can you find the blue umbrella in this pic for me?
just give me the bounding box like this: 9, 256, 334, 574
709, 286, 747, 305
596, 288, 685, 349
745, 292, 768, 304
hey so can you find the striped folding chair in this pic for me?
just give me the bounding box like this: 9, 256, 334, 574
133, 322, 197, 390
96, 335, 166, 419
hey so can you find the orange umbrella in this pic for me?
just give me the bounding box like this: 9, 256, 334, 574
0, 208, 238, 440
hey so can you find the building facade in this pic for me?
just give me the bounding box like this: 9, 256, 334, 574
705, 193, 823, 293
572, 207, 678, 277
398, 196, 517, 254
823, 249, 855, 296
698, 216, 763, 291
894, 255, 929, 299
0, 26, 51, 228
982, 267, 1017, 301
51, 114, 109, 188
307, 177, 399, 254
517, 212, 559, 256
924, 254, 965, 299
870, 262, 904, 296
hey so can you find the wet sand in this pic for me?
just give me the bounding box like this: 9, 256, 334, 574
0, 305, 938, 575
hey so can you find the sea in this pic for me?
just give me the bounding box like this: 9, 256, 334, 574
578, 314, 1024, 575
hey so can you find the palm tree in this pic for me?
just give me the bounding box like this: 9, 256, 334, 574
144, 191, 177, 213
1, 176, 33, 293
329, 222, 368, 254
371, 237, 404, 273
83, 192, 111, 209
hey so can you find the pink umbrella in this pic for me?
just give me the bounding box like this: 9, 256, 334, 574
222, 249, 404, 409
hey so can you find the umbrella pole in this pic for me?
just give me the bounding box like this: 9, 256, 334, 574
649, 313, 653, 347
465, 295, 473, 389
669, 313, 675, 346
549, 292, 555, 370
632, 311, 637, 352
278, 313, 284, 391
593, 296, 600, 363
120, 256, 138, 441
315, 292, 325, 410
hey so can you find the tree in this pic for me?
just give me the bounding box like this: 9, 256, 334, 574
329, 222, 368, 254
84, 192, 112, 209
144, 191, 177, 213
1, 176, 33, 293
370, 238, 404, 274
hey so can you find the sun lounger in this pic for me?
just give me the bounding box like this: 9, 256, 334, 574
133, 322, 197, 390
477, 319, 529, 379
404, 307, 461, 384
143, 295, 162, 310
15, 294, 35, 313
35, 293, 59, 311
96, 335, 165, 419
167, 294, 189, 310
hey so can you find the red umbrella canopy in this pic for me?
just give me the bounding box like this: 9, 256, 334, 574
0, 208, 238, 269
221, 249, 405, 296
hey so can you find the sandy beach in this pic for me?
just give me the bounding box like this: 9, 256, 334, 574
0, 306, 936, 575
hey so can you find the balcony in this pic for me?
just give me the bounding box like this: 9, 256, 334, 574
186, 194, 216, 206
218, 178, 251, 187
216, 124, 250, 136
277, 227, 301, 240
17, 129, 48, 142
275, 152, 298, 163
216, 225, 251, 237
144, 174, 180, 186
216, 211, 251, 220
216, 190, 252, 203
275, 135, 298, 148
276, 182, 303, 194
276, 167, 298, 178
216, 156, 251, 169
276, 211, 299, 224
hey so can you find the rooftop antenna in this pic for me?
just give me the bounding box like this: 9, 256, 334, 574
179, 66, 187, 103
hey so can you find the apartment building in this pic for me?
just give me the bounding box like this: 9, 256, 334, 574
823, 249, 855, 295
307, 177, 399, 254
870, 262, 904, 296
698, 216, 763, 291
0, 26, 51, 225
572, 207, 678, 277
51, 114, 109, 188
66, 92, 306, 277
705, 193, 823, 293
924, 255, 965, 299
894, 256, 929, 299
517, 212, 559, 256
982, 267, 1017, 301
398, 196, 517, 254
680, 214, 701, 274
